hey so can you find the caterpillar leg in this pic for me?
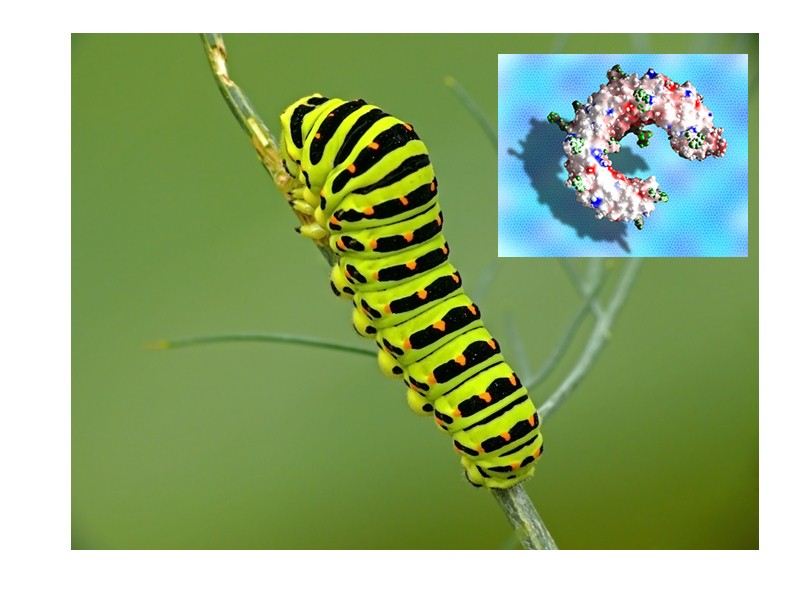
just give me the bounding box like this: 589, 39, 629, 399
461, 449, 542, 490
290, 198, 316, 216
462, 463, 527, 490
296, 222, 327, 240
406, 388, 434, 416
351, 306, 378, 338
377, 349, 404, 379
330, 264, 355, 299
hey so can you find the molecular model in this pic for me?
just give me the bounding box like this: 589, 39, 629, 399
548, 65, 726, 230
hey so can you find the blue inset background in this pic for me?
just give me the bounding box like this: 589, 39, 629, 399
499, 54, 749, 257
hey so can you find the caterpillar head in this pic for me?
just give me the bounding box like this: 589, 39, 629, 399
279, 94, 330, 179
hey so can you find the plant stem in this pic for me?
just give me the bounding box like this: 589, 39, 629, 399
200, 34, 285, 188
147, 332, 376, 358
444, 76, 498, 149
200, 34, 336, 265
491, 486, 558, 550
559, 258, 608, 323
526, 260, 611, 390
538, 258, 643, 420
472, 260, 502, 306
504, 312, 534, 386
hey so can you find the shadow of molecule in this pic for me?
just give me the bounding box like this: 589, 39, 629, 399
508, 117, 652, 254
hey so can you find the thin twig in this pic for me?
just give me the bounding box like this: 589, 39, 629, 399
146, 332, 376, 358
525, 261, 611, 390
538, 258, 643, 420
503, 312, 534, 385
558, 258, 607, 324
444, 76, 498, 149
472, 260, 502, 306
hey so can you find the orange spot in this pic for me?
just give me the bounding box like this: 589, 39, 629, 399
314, 133, 321, 139
368, 142, 379, 150
363, 206, 375, 216
435, 418, 444, 427
336, 239, 346, 251
347, 164, 356, 174
403, 339, 412, 349
455, 354, 466, 366
427, 373, 437, 384
528, 415, 536, 426
436, 215, 442, 225
468, 305, 477, 315
441, 245, 449, 255
510, 462, 520, 470
477, 445, 484, 454
406, 260, 417, 270
328, 113, 335, 117
533, 447, 542, 459
501, 432, 511, 442
404, 232, 414, 242
400, 196, 409, 206
452, 409, 461, 417
430, 181, 436, 192
370, 240, 378, 249
373, 272, 379, 280
433, 320, 446, 331
361, 305, 370, 316
384, 304, 392, 314
417, 290, 428, 300
329, 215, 340, 226
452, 274, 460, 283
487, 339, 497, 350
404, 123, 413, 131
509, 375, 517, 386
479, 392, 492, 403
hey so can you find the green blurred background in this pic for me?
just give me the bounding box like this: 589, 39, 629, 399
72, 33, 758, 549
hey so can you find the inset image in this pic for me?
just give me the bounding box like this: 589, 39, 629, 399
499, 54, 749, 257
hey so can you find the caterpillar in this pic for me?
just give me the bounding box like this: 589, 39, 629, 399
548, 65, 727, 230
278, 95, 543, 489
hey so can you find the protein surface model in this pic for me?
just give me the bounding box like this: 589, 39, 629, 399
548, 65, 727, 230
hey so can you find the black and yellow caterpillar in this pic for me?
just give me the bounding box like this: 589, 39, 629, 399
279, 95, 543, 489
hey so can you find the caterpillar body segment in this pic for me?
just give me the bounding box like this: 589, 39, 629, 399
336, 234, 450, 292
328, 180, 440, 233
354, 263, 463, 331
403, 328, 502, 396
376, 294, 482, 367
328, 203, 443, 256
279, 94, 543, 489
